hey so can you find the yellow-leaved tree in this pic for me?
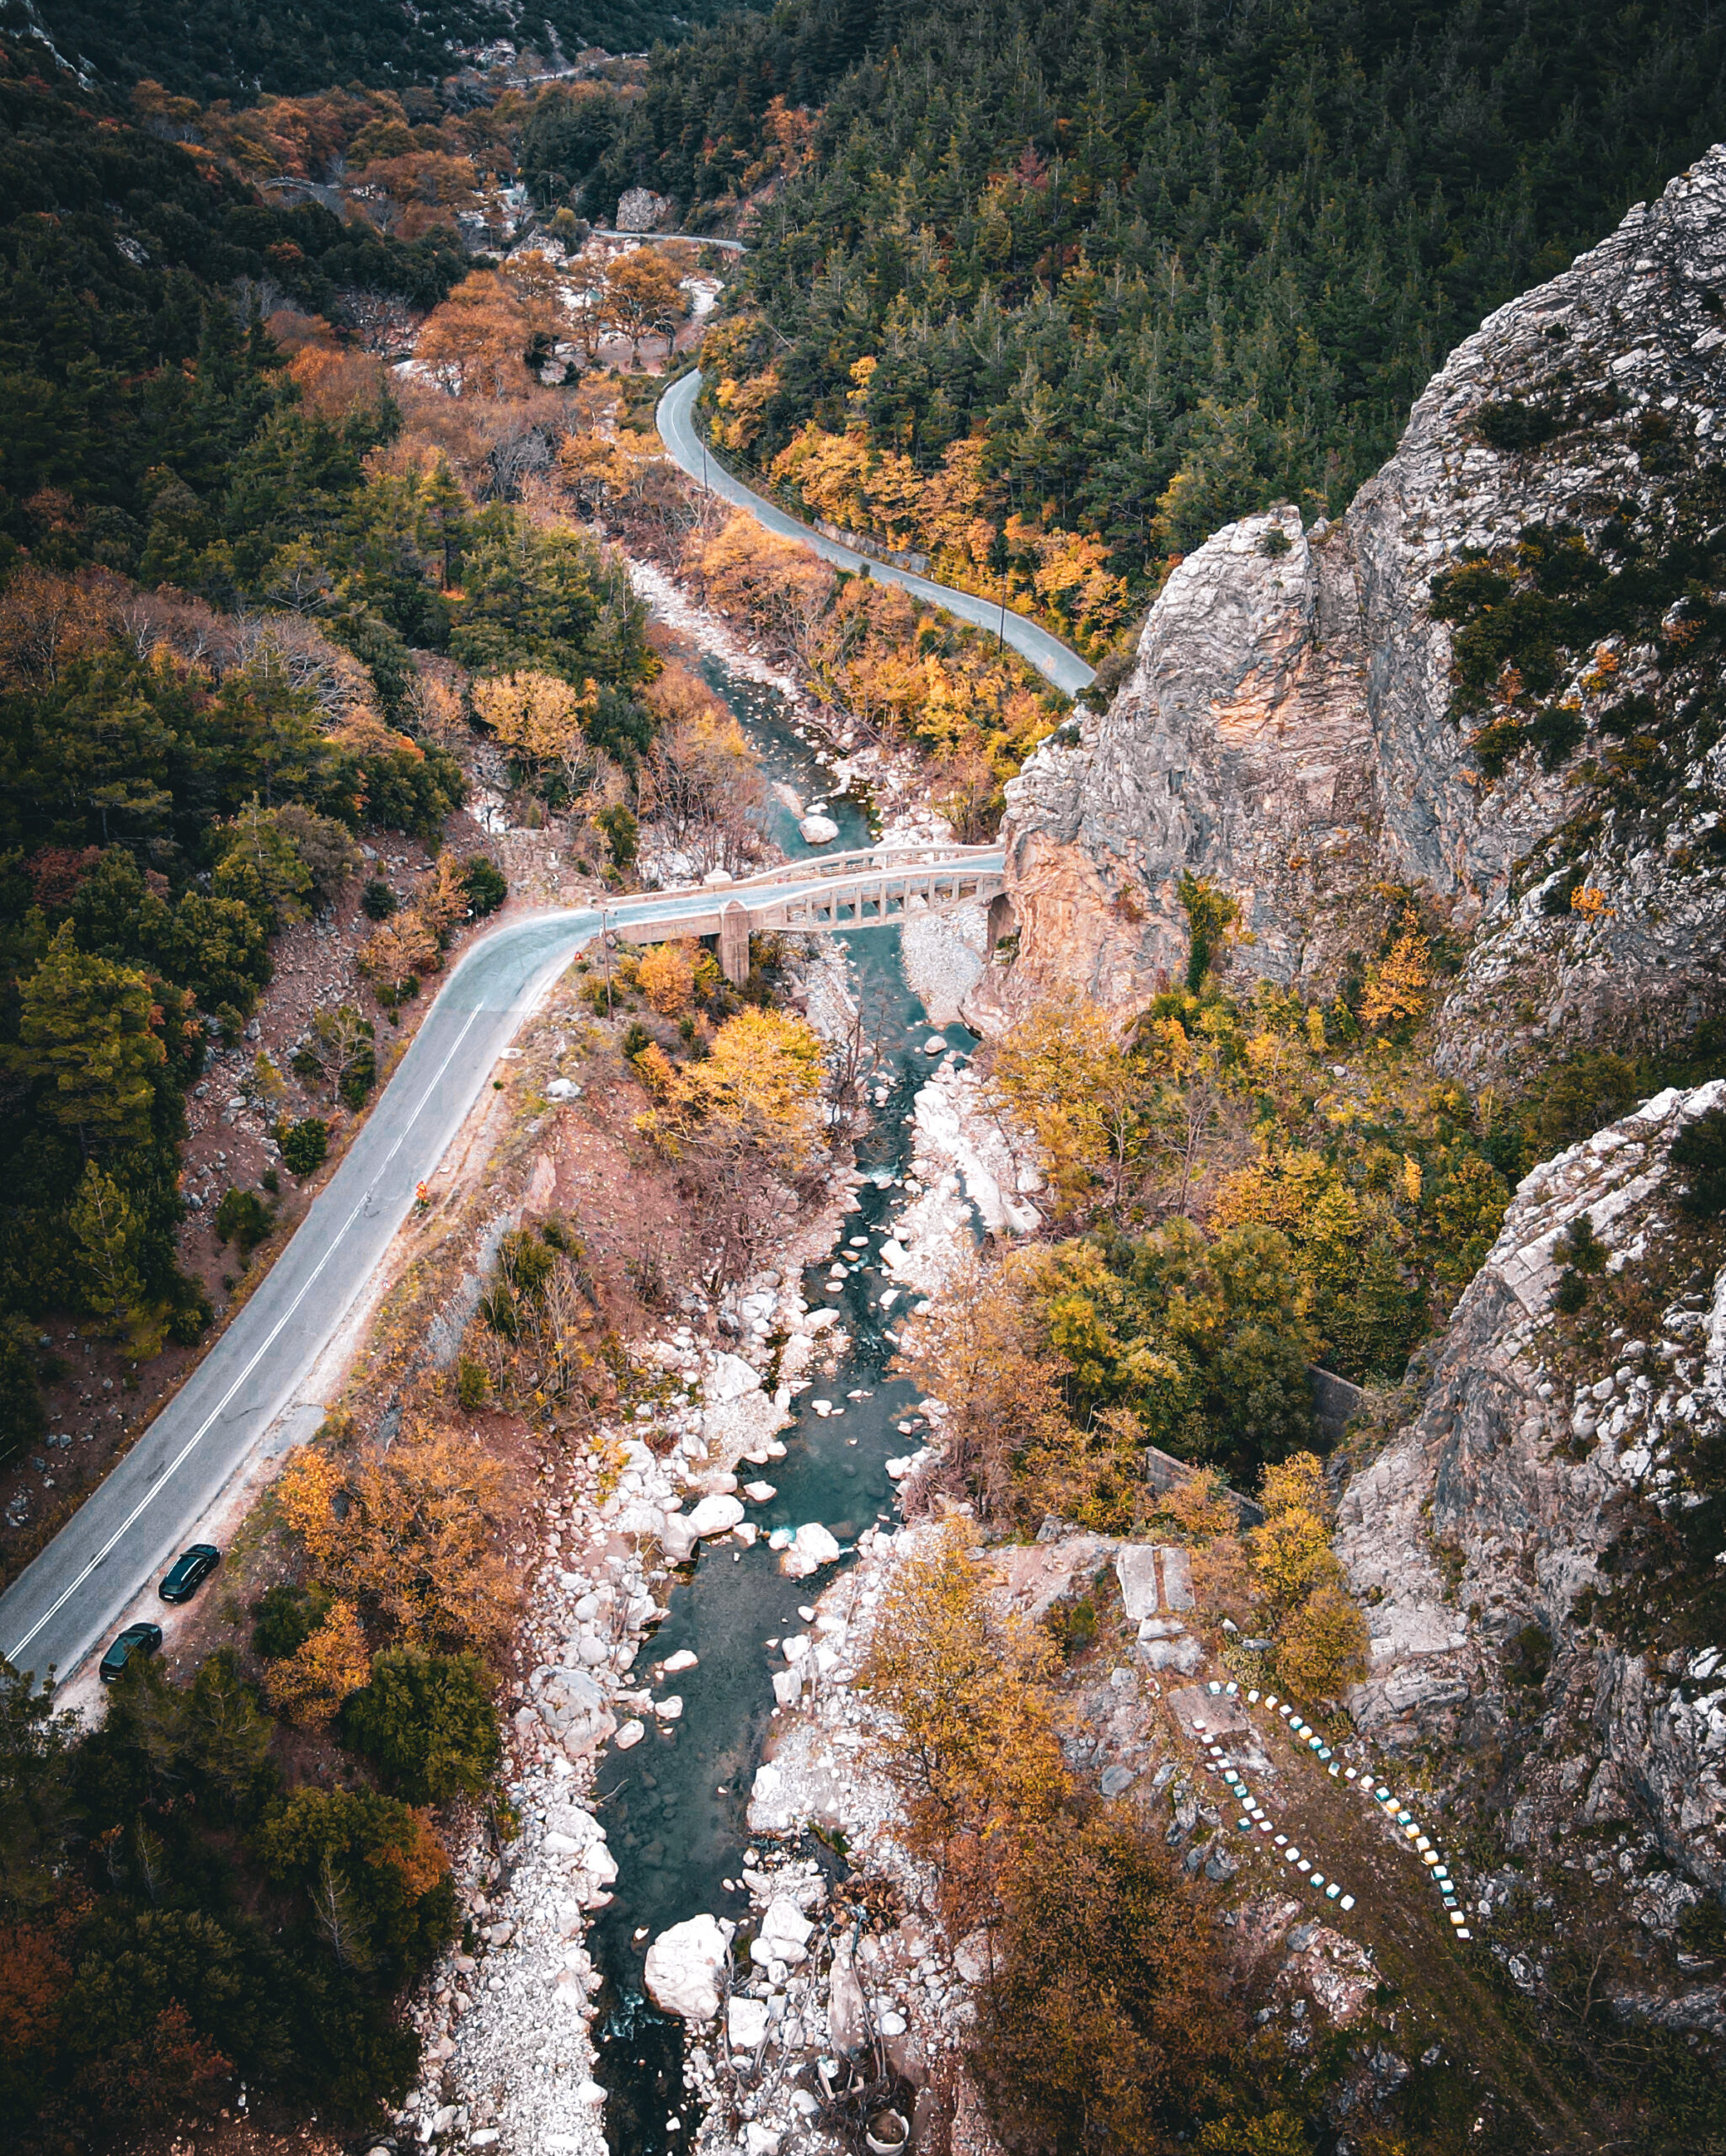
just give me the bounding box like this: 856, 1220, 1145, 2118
985, 995, 1144, 1224
638, 1006, 823, 1168
635, 1007, 825, 1278
1359, 907, 1432, 1034
262, 1598, 371, 1726
862, 1517, 1070, 1925
894, 1247, 1076, 1524
276, 1417, 519, 1649
637, 941, 696, 1015
1247, 1452, 1368, 1701
471, 670, 599, 798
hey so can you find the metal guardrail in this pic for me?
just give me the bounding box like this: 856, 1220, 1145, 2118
681, 842, 1003, 898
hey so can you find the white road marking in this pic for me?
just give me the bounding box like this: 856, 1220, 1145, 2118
6, 999, 486, 1664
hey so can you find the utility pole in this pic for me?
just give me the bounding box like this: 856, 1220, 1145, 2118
601, 907, 614, 1018
997, 575, 1007, 650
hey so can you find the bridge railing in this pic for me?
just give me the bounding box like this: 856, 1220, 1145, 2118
647, 842, 1002, 905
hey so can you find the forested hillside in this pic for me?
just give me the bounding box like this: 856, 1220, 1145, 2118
533, 0, 1726, 646
10, 0, 764, 102
0, 39, 669, 1470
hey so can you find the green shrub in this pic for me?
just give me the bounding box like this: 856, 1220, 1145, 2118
1469, 715, 1526, 777
1526, 1050, 1640, 1158
1507, 1620, 1552, 1685
1474, 398, 1564, 452
1558, 1214, 1608, 1274
361, 877, 397, 921
213, 1187, 272, 1254
337, 1042, 377, 1109
250, 1581, 331, 1660
457, 1357, 489, 1412
166, 1284, 212, 1347
278, 1118, 329, 1177
1529, 702, 1585, 769
1670, 1107, 1726, 1218
462, 856, 507, 916
339, 1647, 501, 1805
1045, 1593, 1098, 1662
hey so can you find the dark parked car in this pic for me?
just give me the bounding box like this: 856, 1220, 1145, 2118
159, 1543, 221, 1604
99, 1622, 163, 1683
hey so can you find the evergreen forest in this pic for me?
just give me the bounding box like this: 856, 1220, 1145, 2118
11, 0, 766, 103
535, 0, 1726, 643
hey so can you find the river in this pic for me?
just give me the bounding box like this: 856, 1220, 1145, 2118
586, 654, 975, 2154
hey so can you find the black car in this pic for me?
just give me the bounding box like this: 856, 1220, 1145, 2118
159, 1543, 221, 1604
99, 1622, 163, 1683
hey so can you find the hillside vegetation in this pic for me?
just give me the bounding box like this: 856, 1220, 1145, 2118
13, 0, 766, 102
534, 0, 1726, 646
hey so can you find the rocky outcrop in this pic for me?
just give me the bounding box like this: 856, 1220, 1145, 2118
1333, 1079, 1726, 1915
1000, 148, 1726, 1075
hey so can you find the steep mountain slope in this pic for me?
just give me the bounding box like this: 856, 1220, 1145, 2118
667, 0, 1726, 616
994, 147, 1726, 1081
9, 0, 761, 102
1334, 1078, 1726, 2016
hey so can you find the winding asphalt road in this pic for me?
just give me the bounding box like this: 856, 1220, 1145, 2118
0, 857, 997, 1694
655, 370, 1098, 698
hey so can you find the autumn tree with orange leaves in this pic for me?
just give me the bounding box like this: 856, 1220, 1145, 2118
276, 1416, 520, 1650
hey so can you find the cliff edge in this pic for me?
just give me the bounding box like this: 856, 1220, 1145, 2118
1335, 1079, 1726, 2002
992, 147, 1726, 1078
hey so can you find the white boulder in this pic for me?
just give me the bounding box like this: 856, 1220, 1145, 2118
799, 814, 840, 845
780, 1522, 842, 1577
644, 1913, 733, 2021
706, 1353, 762, 1405
728, 1995, 769, 2052
660, 1512, 700, 1562
758, 1895, 815, 1965
687, 1493, 746, 1537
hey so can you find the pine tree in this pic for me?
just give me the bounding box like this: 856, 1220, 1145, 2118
9, 926, 168, 1155
68, 1161, 146, 1334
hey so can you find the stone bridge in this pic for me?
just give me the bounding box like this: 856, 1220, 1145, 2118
630, 843, 1013, 983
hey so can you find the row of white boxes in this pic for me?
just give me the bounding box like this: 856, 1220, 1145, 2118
1193, 1678, 1472, 1941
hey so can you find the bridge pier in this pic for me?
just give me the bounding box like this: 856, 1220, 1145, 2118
719, 899, 752, 985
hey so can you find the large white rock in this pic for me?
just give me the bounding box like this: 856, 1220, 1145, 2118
644, 1913, 733, 2021
1136, 1632, 1203, 1675
660, 1511, 700, 1562
706, 1353, 762, 1405
687, 1494, 746, 1538
799, 814, 840, 845
759, 1895, 815, 1965
780, 1522, 842, 1577
532, 1667, 616, 1754
728, 1995, 769, 2052
1114, 1545, 1162, 1621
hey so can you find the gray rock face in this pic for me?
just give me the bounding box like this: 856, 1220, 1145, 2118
1333, 1079, 1726, 1905
1000, 147, 1726, 1075
615, 186, 671, 232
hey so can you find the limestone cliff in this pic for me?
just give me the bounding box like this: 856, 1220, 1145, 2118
991, 148, 1726, 1075
1334, 1080, 1726, 1991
